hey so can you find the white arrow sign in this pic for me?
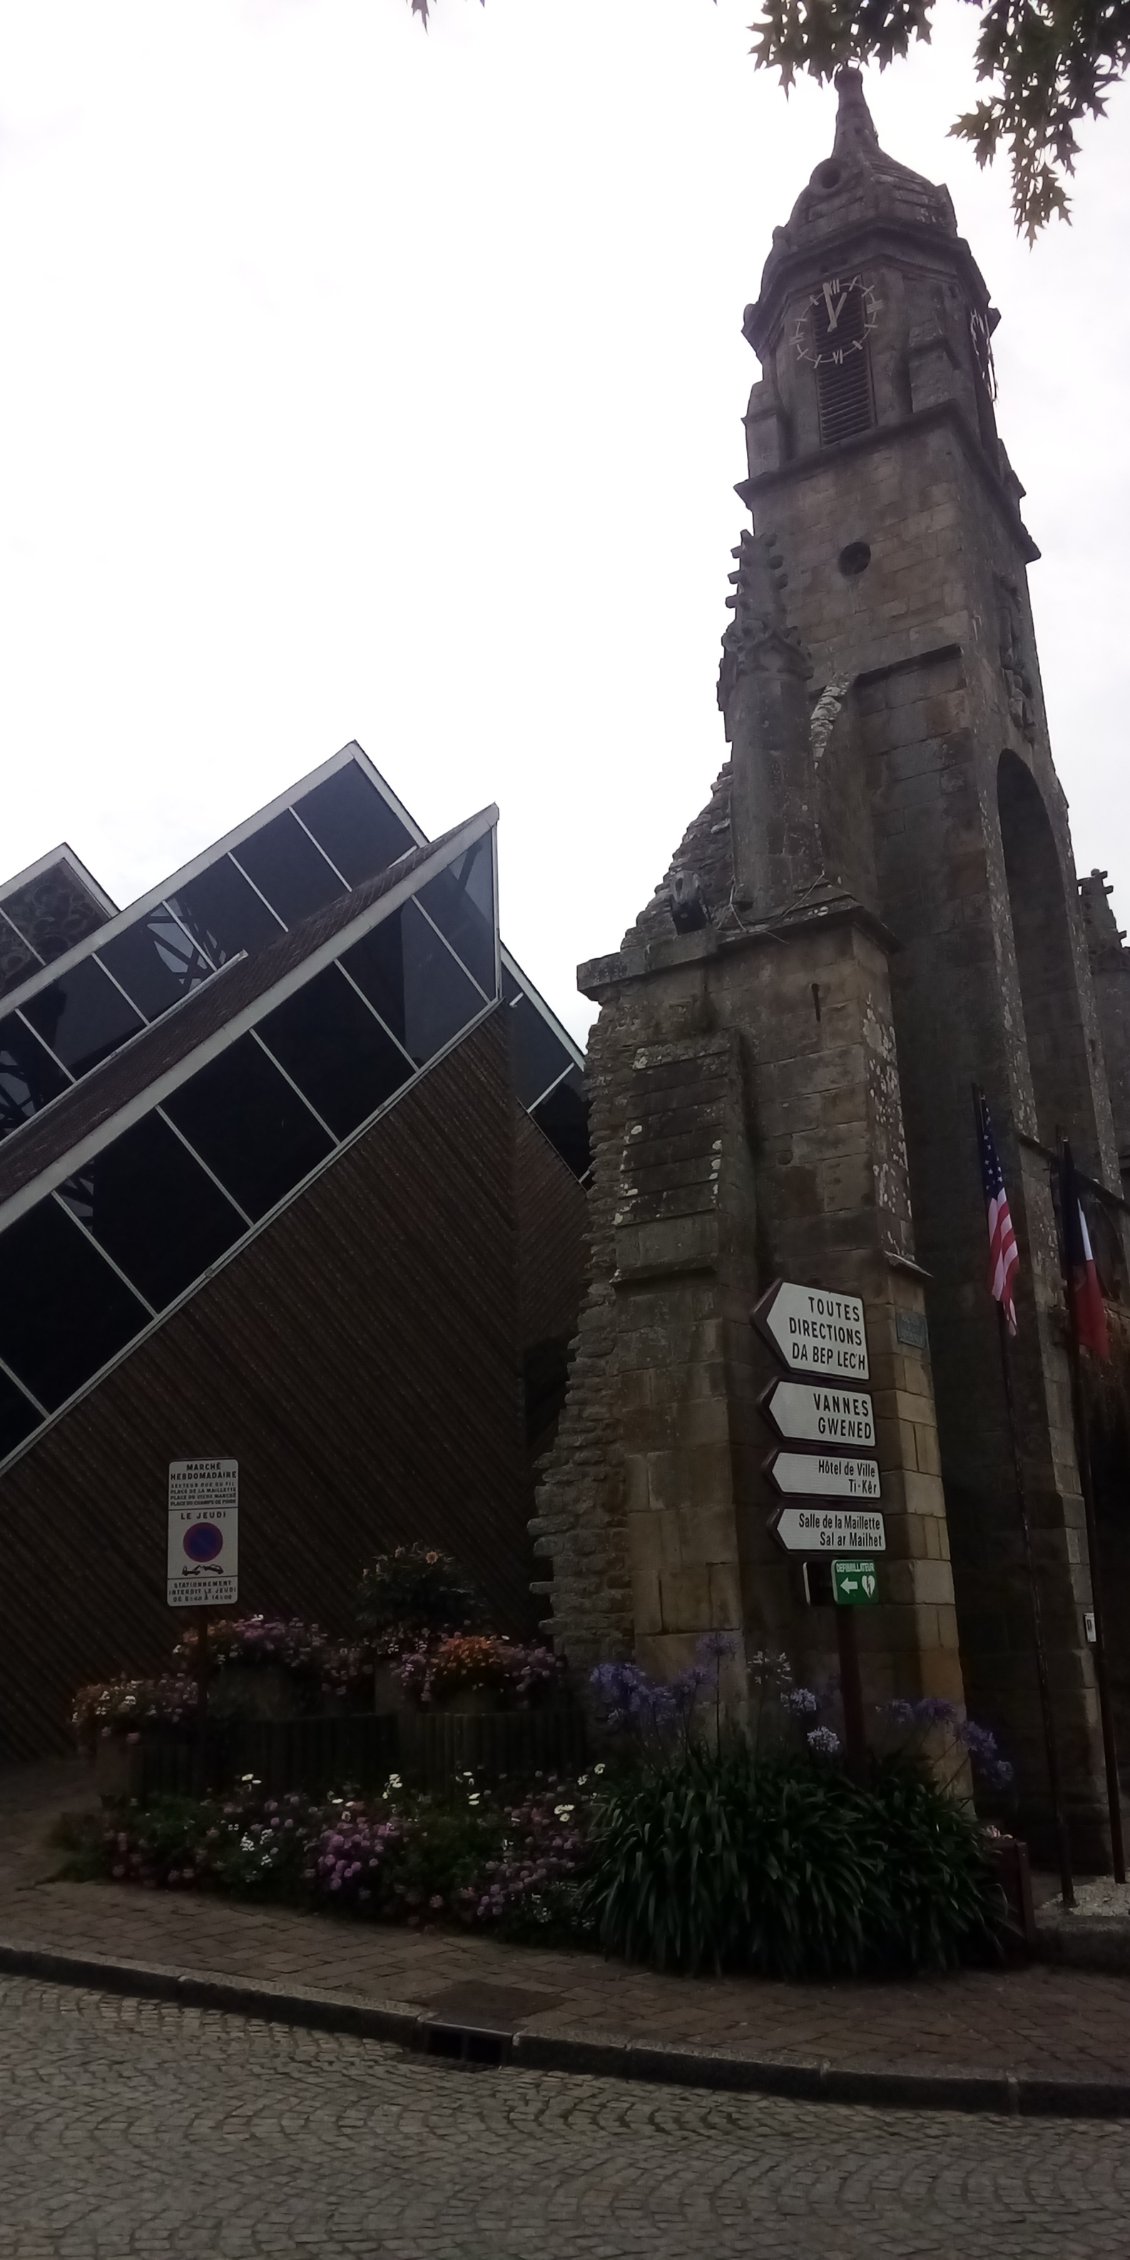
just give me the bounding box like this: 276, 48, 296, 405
752, 1280, 869, 1384
771, 1506, 887, 1554
760, 1380, 875, 1451
767, 1449, 881, 1501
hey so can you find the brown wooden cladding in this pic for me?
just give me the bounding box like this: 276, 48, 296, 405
0, 1010, 586, 1762
513, 1107, 588, 1361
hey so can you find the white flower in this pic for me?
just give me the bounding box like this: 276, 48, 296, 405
553, 1803, 575, 1820
385, 1774, 403, 1792
594, 1763, 606, 1777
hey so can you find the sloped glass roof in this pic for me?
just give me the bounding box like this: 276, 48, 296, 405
0, 746, 586, 1181
0, 809, 500, 1475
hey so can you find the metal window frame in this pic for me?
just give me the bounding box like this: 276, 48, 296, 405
0, 903, 44, 977
92, 899, 221, 1021
0, 746, 582, 1085
0, 805, 496, 1236
49, 1187, 159, 1321
0, 842, 117, 921
0, 810, 498, 1480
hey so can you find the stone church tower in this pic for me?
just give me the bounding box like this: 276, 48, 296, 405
534, 71, 1127, 1855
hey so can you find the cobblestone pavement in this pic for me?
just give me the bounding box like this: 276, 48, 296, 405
2, 1977, 1129, 2260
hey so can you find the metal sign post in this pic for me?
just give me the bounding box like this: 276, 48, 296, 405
168, 1459, 238, 1797
756, 1281, 877, 1779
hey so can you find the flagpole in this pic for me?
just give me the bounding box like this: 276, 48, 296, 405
994, 1308, 1075, 1908
974, 1088, 1074, 1907
1058, 1138, 1127, 1885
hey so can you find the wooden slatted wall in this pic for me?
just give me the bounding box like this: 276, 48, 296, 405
0, 1012, 565, 1761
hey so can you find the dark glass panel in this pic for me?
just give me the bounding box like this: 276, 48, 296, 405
500, 961, 520, 1005
59, 1113, 243, 1311
169, 857, 285, 968
0, 1016, 69, 1141
163, 1036, 333, 1222
417, 834, 496, 997
0, 1364, 40, 1459
0, 913, 41, 1003
530, 1066, 591, 1178
296, 768, 414, 887
0, 1199, 147, 1411
21, 957, 143, 1078
2, 864, 108, 962
341, 899, 482, 1069
508, 992, 572, 1108
257, 966, 412, 1139
98, 907, 213, 1022
233, 812, 344, 928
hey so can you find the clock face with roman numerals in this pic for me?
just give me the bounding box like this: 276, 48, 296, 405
793, 275, 879, 368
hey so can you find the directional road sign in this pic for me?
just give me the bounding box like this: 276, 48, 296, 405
833, 1559, 879, 1605
771, 1505, 886, 1555
766, 1449, 881, 1502
752, 1280, 870, 1384
759, 1379, 875, 1451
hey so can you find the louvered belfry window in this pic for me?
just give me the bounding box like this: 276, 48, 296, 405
814, 280, 875, 447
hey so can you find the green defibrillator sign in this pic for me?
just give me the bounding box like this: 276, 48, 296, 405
832, 1558, 878, 1606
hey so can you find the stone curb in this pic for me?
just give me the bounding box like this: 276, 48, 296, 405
3, 1936, 1130, 2119
1036, 1920, 1130, 1975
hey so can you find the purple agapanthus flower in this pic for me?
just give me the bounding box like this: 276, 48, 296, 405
807, 1726, 841, 1756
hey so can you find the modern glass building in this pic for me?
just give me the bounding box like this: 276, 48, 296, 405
0, 749, 588, 1758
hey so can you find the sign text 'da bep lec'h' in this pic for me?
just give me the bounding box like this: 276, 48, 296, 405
752, 1281, 870, 1385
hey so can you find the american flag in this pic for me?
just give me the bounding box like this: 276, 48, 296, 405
978, 1092, 1019, 1335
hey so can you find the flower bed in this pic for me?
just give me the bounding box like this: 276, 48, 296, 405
65, 1638, 1016, 1979
398, 1634, 564, 1711
61, 1769, 597, 1946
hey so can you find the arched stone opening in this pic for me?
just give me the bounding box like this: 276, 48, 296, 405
997, 751, 1096, 1157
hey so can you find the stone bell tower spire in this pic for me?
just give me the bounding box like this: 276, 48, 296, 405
831, 63, 882, 158
718, 528, 828, 915
536, 69, 1130, 1865
735, 68, 1127, 1860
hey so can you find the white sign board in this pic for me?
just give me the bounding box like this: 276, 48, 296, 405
167, 1459, 238, 1607
767, 1449, 881, 1502
761, 1380, 875, 1451
753, 1280, 870, 1383
772, 1505, 887, 1555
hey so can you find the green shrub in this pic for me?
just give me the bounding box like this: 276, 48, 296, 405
354, 1544, 486, 1645
583, 1738, 1005, 1979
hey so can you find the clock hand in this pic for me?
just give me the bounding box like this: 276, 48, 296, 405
822, 281, 851, 331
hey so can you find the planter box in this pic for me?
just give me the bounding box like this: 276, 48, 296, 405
126, 1703, 588, 1805
399, 1704, 588, 1790
372, 1663, 408, 1716
990, 1834, 1037, 1955
93, 1736, 144, 1804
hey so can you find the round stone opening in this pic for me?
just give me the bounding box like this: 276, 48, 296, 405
838, 541, 872, 577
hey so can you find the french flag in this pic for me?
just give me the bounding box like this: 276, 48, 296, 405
1060, 1142, 1110, 1362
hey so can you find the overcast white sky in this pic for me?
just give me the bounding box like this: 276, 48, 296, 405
2, 1, 1128, 1040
